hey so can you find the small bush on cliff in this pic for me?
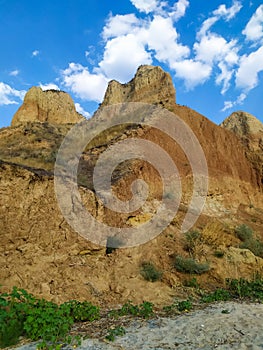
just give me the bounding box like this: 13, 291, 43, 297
173, 255, 210, 274
140, 261, 163, 282
235, 224, 253, 241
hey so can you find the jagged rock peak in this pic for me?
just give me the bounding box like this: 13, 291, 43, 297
221, 111, 263, 137
100, 65, 176, 108
11, 86, 83, 126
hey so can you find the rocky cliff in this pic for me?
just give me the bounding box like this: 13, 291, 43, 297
11, 86, 83, 126
221, 111, 263, 187
101, 65, 176, 108
0, 65, 263, 305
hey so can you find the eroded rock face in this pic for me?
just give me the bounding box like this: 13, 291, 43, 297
221, 111, 263, 152
221, 111, 263, 186
101, 65, 176, 108
11, 87, 83, 126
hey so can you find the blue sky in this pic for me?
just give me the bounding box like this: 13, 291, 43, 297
0, 0, 263, 127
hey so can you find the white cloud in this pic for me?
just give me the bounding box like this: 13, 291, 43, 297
130, 0, 160, 14
213, 1, 242, 21
235, 46, 263, 91
0, 82, 26, 105
75, 103, 91, 118
221, 92, 247, 111
9, 70, 19, 77
216, 62, 234, 94
194, 34, 239, 65
102, 14, 140, 40
32, 50, 40, 57
170, 0, 189, 21
97, 34, 152, 82
171, 59, 212, 89
39, 83, 59, 91
242, 5, 263, 42
146, 16, 189, 64
62, 63, 109, 102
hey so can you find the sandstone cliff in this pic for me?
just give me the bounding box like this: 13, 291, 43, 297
11, 86, 83, 126
221, 111, 263, 187
0, 65, 263, 305
100, 65, 176, 108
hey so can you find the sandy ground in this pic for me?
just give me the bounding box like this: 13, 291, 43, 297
11, 301, 263, 350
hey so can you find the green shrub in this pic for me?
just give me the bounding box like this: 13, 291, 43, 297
235, 224, 253, 241
227, 278, 263, 300
140, 261, 163, 282
201, 289, 231, 303
110, 301, 154, 319
184, 230, 201, 254
0, 287, 100, 349
105, 326, 126, 342
173, 255, 210, 274
62, 300, 100, 322
177, 300, 192, 312
240, 238, 263, 258
183, 277, 199, 288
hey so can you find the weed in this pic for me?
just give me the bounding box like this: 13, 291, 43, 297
183, 277, 199, 288
105, 326, 126, 342
177, 300, 192, 312
235, 224, 253, 242
140, 261, 163, 282
201, 289, 231, 303
240, 238, 263, 258
109, 301, 154, 319
173, 255, 210, 274
226, 278, 263, 301
184, 230, 201, 254
62, 300, 100, 322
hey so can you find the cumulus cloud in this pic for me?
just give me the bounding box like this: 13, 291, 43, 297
213, 1, 242, 20
0, 82, 26, 105
146, 16, 189, 64
75, 103, 91, 118
98, 34, 152, 82
170, 0, 189, 21
171, 59, 212, 89
235, 45, 263, 91
194, 34, 239, 65
61, 63, 109, 102
39, 83, 59, 91
242, 5, 263, 42
130, 0, 160, 14
102, 14, 140, 40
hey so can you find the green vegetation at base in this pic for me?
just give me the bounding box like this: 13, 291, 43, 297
1, 277, 263, 349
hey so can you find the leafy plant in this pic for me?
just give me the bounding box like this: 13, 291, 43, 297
173, 255, 210, 274
201, 289, 231, 303
226, 278, 263, 300
235, 224, 253, 242
109, 301, 154, 319
62, 300, 100, 322
140, 261, 163, 282
105, 326, 126, 342
177, 300, 192, 312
